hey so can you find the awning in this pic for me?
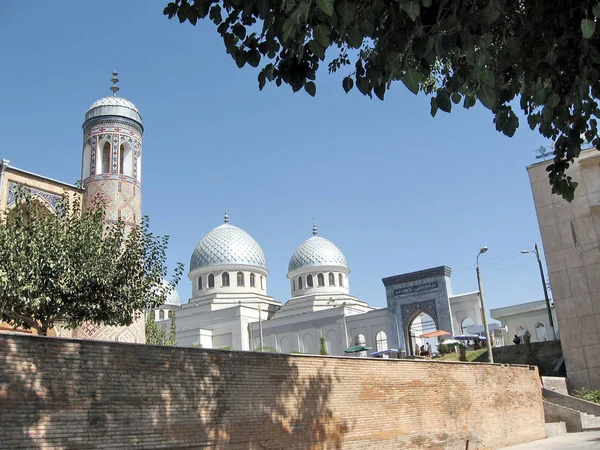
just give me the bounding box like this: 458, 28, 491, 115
344, 345, 373, 353
419, 330, 451, 338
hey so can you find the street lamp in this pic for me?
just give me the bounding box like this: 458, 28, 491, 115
521, 243, 555, 340
476, 246, 494, 363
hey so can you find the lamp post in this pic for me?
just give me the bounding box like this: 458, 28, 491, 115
476, 246, 494, 363
521, 243, 555, 340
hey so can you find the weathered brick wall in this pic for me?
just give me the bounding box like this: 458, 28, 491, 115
0, 334, 546, 449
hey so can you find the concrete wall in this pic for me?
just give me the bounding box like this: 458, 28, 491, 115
0, 334, 546, 449
527, 148, 600, 389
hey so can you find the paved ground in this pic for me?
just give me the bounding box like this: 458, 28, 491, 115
502, 430, 600, 449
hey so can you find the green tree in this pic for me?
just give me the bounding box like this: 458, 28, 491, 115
0, 189, 183, 336
319, 335, 328, 355
145, 311, 178, 346
165, 0, 600, 201
145, 313, 167, 345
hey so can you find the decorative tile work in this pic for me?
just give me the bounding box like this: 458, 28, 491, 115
288, 236, 348, 272
83, 177, 140, 227
7, 182, 65, 214
190, 223, 268, 272
401, 299, 439, 329
73, 314, 145, 343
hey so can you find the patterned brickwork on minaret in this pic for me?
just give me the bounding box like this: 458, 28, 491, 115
74, 73, 146, 343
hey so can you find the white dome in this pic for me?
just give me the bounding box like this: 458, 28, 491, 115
161, 280, 182, 307
85, 96, 142, 125
288, 234, 348, 273
190, 222, 267, 273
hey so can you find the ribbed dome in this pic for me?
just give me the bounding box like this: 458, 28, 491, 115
162, 280, 182, 307
85, 96, 142, 125
288, 236, 348, 273
190, 223, 267, 272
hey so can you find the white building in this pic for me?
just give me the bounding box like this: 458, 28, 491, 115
491, 300, 559, 344
161, 215, 515, 356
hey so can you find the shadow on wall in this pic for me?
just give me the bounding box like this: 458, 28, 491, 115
0, 335, 349, 449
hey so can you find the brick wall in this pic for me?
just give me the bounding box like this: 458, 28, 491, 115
0, 334, 546, 449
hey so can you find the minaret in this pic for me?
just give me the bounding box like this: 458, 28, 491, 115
74, 73, 146, 343
81, 72, 143, 226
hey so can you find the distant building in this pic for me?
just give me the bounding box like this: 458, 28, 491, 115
527, 147, 600, 389
490, 300, 559, 345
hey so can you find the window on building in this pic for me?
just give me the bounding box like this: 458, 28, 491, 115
317, 273, 324, 286
535, 322, 547, 341
119, 143, 133, 176
260, 275, 264, 289
250, 272, 255, 287
208, 273, 215, 288
298, 276, 303, 289
101, 141, 111, 174
237, 271, 244, 287
292, 279, 296, 291
159, 310, 164, 320
516, 324, 527, 340
168, 310, 173, 319
355, 334, 366, 345
329, 272, 335, 286
339, 273, 344, 287
197, 276, 203, 290
375, 331, 388, 352
307, 274, 314, 287
222, 272, 230, 287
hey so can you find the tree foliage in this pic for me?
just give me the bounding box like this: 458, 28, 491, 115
145, 311, 178, 346
164, 0, 600, 201
319, 335, 328, 355
0, 189, 183, 335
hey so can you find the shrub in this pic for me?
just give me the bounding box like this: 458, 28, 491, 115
438, 343, 449, 356
523, 331, 540, 366
459, 344, 467, 362
573, 388, 600, 404
319, 336, 328, 355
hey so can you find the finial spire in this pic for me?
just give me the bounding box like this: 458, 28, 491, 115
224, 209, 229, 224
312, 221, 318, 236
110, 71, 120, 96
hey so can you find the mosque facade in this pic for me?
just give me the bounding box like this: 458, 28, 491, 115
1, 76, 495, 353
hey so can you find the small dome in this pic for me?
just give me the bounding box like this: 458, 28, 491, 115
161, 280, 182, 307
85, 96, 142, 125
190, 223, 267, 273
288, 236, 348, 273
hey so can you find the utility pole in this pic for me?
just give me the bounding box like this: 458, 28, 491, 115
476, 247, 494, 363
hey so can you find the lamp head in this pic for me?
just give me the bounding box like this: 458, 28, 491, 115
479, 246, 488, 255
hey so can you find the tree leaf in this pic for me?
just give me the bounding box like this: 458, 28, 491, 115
401, 68, 422, 95
316, 0, 334, 16
314, 24, 331, 48
305, 81, 316, 96
342, 76, 354, 93
582, 19, 596, 39
478, 86, 496, 111
401, 1, 420, 21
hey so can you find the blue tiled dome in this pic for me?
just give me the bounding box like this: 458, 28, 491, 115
190, 224, 267, 273
288, 236, 348, 273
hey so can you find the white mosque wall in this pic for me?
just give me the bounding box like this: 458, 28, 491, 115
346, 308, 392, 352
449, 291, 483, 335
189, 267, 268, 298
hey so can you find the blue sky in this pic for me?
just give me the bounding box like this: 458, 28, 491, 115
0, 1, 553, 315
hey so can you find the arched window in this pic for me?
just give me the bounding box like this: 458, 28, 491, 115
208, 273, 215, 288
260, 275, 264, 289
307, 274, 314, 288
222, 272, 230, 287
250, 273, 255, 287
535, 322, 547, 341
168, 310, 173, 319
376, 331, 388, 351
292, 279, 296, 291
119, 143, 133, 176
298, 276, 303, 289
148, 309, 155, 321
329, 272, 335, 286
101, 141, 111, 174
82, 144, 92, 179
339, 273, 344, 287
355, 334, 366, 345
237, 271, 244, 286
197, 276, 203, 290
317, 273, 324, 286
159, 310, 164, 320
